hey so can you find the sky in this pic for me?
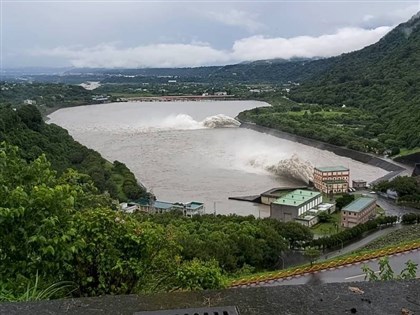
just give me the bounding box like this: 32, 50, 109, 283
2, 0, 420, 68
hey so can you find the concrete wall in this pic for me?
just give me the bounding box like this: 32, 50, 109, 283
270, 204, 297, 222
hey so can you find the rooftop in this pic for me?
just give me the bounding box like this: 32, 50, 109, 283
153, 201, 176, 210
260, 186, 308, 197
353, 179, 367, 183
273, 189, 321, 207
315, 166, 349, 172
343, 197, 376, 213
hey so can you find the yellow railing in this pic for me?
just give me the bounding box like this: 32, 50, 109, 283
229, 241, 420, 287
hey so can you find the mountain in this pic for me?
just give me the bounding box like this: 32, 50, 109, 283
289, 12, 420, 149
207, 58, 333, 83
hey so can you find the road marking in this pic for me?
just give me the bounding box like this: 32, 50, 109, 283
345, 271, 380, 280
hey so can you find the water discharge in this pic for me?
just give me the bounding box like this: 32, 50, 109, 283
161, 114, 240, 130
249, 153, 314, 183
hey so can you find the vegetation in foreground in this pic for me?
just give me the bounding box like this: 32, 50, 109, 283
362, 256, 418, 281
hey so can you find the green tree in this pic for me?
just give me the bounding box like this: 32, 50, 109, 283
304, 248, 321, 266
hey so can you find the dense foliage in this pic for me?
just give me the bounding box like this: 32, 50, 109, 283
289, 14, 420, 151
311, 216, 398, 250
374, 176, 420, 208
238, 14, 420, 154
0, 143, 225, 298
335, 194, 356, 211
401, 213, 420, 224
0, 143, 320, 299
0, 105, 148, 201
0, 82, 93, 109
238, 100, 390, 154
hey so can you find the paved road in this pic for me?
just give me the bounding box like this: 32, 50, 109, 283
376, 195, 418, 217
353, 190, 418, 217
319, 224, 403, 261
261, 249, 420, 287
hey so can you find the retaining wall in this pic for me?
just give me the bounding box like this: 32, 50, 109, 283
239, 122, 405, 173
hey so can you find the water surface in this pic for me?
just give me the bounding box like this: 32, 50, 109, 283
49, 101, 387, 217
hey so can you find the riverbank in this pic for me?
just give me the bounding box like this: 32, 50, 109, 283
238, 121, 406, 177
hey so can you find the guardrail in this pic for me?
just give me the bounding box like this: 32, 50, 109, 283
229, 240, 420, 287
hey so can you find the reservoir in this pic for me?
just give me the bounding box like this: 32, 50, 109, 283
48, 101, 387, 217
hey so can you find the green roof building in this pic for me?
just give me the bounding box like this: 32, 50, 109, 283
341, 197, 376, 228
270, 189, 322, 222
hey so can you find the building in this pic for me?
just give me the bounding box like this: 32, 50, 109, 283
260, 186, 308, 205
314, 166, 350, 194
120, 202, 140, 214
270, 189, 322, 222
23, 99, 36, 105
352, 179, 367, 190
341, 197, 376, 228
138, 200, 204, 217
294, 203, 335, 227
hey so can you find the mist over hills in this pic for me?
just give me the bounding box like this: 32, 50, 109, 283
290, 11, 420, 149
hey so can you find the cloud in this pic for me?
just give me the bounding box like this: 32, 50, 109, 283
33, 43, 230, 68
204, 9, 265, 33
361, 5, 420, 28
231, 26, 392, 61
32, 26, 393, 68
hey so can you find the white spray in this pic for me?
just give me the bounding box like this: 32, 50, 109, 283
248, 153, 314, 183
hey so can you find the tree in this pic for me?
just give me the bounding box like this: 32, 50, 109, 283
304, 248, 321, 266
318, 211, 334, 223
336, 194, 355, 210
0, 143, 226, 298
280, 222, 313, 249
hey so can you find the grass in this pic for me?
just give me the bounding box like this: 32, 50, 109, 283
376, 206, 385, 216
394, 147, 420, 158
0, 273, 77, 302
311, 212, 342, 236
287, 110, 346, 118
359, 224, 420, 252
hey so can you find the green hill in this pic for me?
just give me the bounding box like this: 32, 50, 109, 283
0, 104, 150, 202
290, 12, 420, 150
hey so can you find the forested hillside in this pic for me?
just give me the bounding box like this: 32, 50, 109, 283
0, 82, 94, 108
290, 12, 420, 150
208, 58, 333, 83
0, 105, 148, 201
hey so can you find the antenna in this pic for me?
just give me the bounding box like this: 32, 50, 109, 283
213, 201, 216, 216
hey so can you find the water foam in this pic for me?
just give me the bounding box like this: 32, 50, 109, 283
201, 114, 241, 128
248, 153, 314, 183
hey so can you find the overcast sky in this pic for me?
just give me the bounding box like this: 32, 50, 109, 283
2, 0, 420, 68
